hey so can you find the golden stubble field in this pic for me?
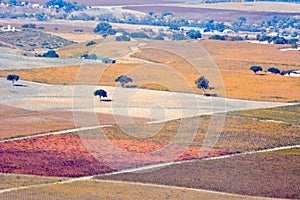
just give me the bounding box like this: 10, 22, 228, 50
0, 40, 299, 102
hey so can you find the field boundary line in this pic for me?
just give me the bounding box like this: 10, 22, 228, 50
97, 144, 300, 176
0, 144, 298, 195
0, 176, 93, 194
0, 125, 112, 143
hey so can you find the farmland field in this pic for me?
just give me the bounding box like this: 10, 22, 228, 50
98, 148, 300, 199
0, 111, 298, 177
124, 5, 299, 22
0, 104, 147, 140
178, 2, 300, 13
229, 104, 300, 124
1, 40, 299, 102
0, 173, 67, 190
0, 179, 265, 200
0, 1, 299, 199
0, 132, 231, 177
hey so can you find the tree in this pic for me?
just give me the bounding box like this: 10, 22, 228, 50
94, 89, 107, 101
43, 50, 59, 58
195, 76, 209, 95
93, 22, 116, 35
115, 75, 133, 88
7, 74, 19, 86
250, 66, 263, 74
267, 67, 281, 74
187, 30, 201, 39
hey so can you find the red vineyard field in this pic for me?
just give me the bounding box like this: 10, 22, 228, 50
0, 134, 233, 177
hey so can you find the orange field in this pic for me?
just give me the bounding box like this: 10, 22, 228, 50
0, 40, 299, 102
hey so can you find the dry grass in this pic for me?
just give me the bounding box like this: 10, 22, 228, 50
229, 104, 300, 124
0, 179, 260, 200
49, 32, 103, 43
0, 173, 67, 190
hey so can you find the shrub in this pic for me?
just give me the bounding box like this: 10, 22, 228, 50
209, 35, 227, 40
42, 50, 59, 58
267, 67, 281, 74
86, 41, 96, 47
250, 66, 263, 74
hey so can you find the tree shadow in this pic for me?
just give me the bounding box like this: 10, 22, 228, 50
204, 94, 218, 97
125, 85, 138, 88
14, 84, 28, 87
100, 99, 113, 102
255, 74, 267, 76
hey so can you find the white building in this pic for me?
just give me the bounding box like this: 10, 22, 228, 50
223, 29, 234, 34
1, 25, 16, 32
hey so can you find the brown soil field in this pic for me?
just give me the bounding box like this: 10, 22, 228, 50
0, 104, 147, 140
0, 179, 262, 200
99, 148, 300, 199
0, 133, 229, 177
124, 5, 299, 22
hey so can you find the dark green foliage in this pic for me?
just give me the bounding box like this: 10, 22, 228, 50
129, 32, 149, 39
267, 67, 281, 74
94, 22, 116, 35
116, 35, 131, 41
250, 66, 263, 74
172, 34, 185, 40
46, 0, 84, 12
273, 37, 287, 44
209, 35, 227, 41
94, 89, 107, 100
42, 50, 59, 58
195, 76, 209, 95
22, 24, 36, 29
7, 74, 19, 86
280, 70, 294, 76
86, 41, 96, 47
187, 30, 201, 39
115, 75, 133, 87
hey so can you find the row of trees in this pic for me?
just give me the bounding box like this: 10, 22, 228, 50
94, 75, 210, 101
250, 66, 296, 76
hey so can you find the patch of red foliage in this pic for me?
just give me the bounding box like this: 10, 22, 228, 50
0, 134, 233, 177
